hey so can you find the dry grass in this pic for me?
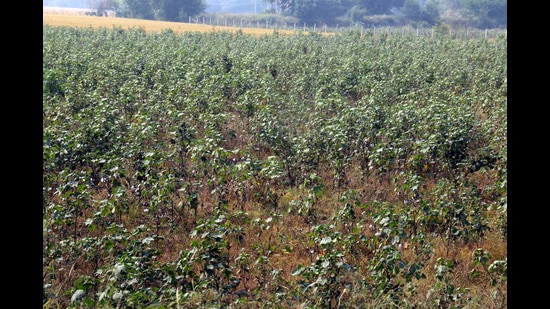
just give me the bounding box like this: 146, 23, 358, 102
43, 9, 303, 37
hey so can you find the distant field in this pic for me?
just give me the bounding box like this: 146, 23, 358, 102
43, 6, 95, 15
43, 7, 299, 36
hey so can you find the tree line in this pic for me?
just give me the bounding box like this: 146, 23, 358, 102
87, 0, 505, 31
265, 0, 506, 28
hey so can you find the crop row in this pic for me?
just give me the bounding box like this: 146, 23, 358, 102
43, 26, 507, 308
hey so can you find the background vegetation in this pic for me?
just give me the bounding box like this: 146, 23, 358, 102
44, 0, 507, 29
43, 24, 507, 308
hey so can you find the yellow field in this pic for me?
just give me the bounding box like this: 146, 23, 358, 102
43, 8, 301, 36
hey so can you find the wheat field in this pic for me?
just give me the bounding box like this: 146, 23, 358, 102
43, 7, 299, 36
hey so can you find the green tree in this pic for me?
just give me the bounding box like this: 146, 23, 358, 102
349, 4, 367, 23
265, 0, 295, 14
403, 0, 422, 21
462, 0, 506, 28
355, 0, 405, 15
123, 0, 205, 21
402, 0, 439, 25
293, 0, 316, 23
124, 0, 154, 19
293, 0, 348, 25
424, 0, 441, 24
153, 0, 206, 21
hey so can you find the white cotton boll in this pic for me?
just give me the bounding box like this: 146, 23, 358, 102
113, 291, 125, 301
71, 289, 85, 303
113, 263, 126, 278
